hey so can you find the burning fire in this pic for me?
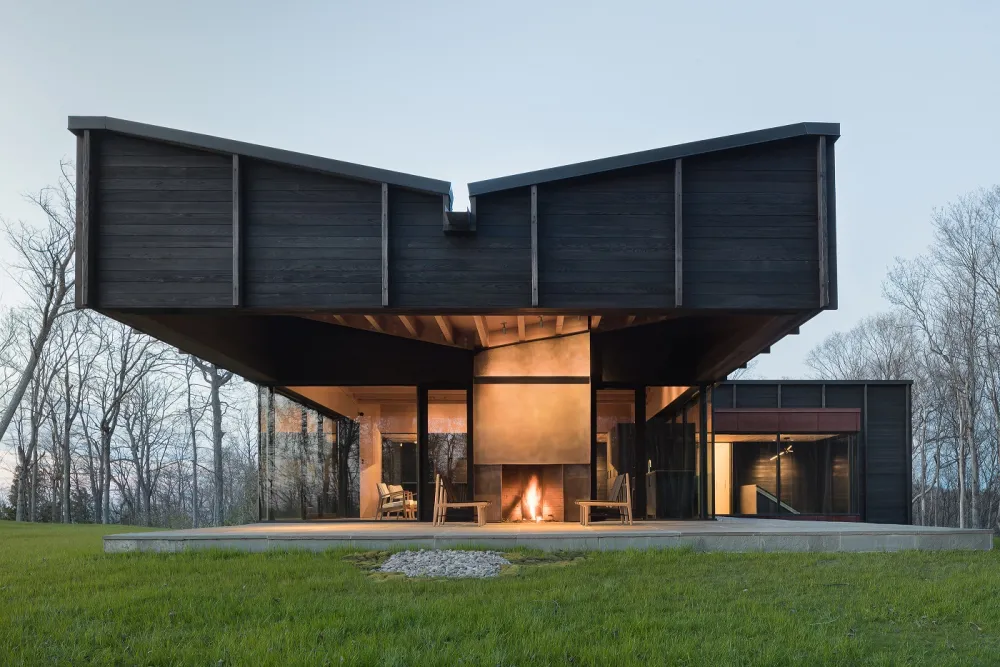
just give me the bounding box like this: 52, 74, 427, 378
524, 474, 542, 522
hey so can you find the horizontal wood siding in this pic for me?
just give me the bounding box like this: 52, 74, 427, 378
682, 138, 819, 309
778, 384, 823, 408
95, 134, 233, 307
243, 160, 382, 308
733, 384, 779, 408
537, 163, 674, 308
865, 385, 909, 524
390, 188, 532, 308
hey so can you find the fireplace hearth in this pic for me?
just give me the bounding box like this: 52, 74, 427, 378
474, 463, 590, 522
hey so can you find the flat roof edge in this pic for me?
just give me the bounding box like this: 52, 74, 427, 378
468, 122, 841, 196
68, 116, 453, 196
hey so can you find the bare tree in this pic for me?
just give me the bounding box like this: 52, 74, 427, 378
191, 358, 233, 526
0, 165, 76, 445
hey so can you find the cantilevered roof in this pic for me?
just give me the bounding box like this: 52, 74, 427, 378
68, 116, 453, 196
467, 122, 840, 196
68, 116, 839, 200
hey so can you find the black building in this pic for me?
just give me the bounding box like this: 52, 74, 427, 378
67, 116, 912, 525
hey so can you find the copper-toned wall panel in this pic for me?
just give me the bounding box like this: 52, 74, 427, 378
779, 411, 819, 432
715, 408, 861, 434
474, 332, 590, 377
817, 410, 861, 432
737, 412, 780, 432
474, 382, 590, 464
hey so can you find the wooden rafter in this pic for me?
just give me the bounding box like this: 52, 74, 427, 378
473, 316, 489, 347
398, 315, 419, 337
333, 315, 347, 326
435, 316, 454, 344
625, 315, 636, 326
517, 316, 526, 341
364, 315, 383, 332
591, 315, 602, 329
555, 315, 565, 335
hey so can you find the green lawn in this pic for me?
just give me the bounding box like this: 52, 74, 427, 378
1, 523, 998, 666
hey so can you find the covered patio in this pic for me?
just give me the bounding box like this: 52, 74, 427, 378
103, 518, 991, 554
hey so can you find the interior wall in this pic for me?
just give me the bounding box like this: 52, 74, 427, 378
646, 386, 689, 420
358, 405, 382, 518
714, 441, 732, 514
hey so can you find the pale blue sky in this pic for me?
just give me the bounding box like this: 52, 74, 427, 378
1, 0, 997, 377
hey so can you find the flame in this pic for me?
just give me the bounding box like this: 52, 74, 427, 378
524, 474, 542, 522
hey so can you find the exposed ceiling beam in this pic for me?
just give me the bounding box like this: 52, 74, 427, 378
625, 315, 636, 326
591, 315, 602, 329
435, 315, 454, 344
555, 315, 564, 335
398, 315, 419, 337
363, 315, 383, 332
333, 315, 347, 326
517, 316, 526, 341
473, 316, 489, 347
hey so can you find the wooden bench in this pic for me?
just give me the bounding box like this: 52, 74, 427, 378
576, 473, 633, 526
433, 474, 490, 526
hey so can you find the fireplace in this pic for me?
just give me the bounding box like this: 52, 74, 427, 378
474, 463, 590, 522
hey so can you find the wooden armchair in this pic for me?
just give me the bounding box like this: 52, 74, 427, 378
432, 474, 490, 526
376, 482, 416, 520
576, 473, 633, 526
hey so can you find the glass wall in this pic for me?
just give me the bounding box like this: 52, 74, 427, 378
645, 386, 710, 519
716, 432, 857, 516
427, 390, 470, 502
596, 390, 636, 503
258, 388, 360, 521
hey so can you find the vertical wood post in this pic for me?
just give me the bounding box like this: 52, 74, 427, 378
381, 183, 389, 307
817, 137, 829, 307
76, 130, 95, 309
232, 154, 242, 307
530, 185, 539, 306
674, 159, 683, 307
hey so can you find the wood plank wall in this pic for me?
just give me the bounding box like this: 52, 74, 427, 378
535, 161, 675, 308
388, 187, 532, 308
95, 134, 233, 307
243, 160, 382, 309
85, 130, 832, 312
682, 137, 820, 309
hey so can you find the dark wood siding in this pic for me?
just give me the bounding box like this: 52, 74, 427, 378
683, 138, 819, 308
865, 385, 910, 524
536, 163, 674, 308
390, 188, 531, 308
95, 134, 233, 307
243, 160, 382, 308
733, 383, 779, 408
778, 384, 823, 408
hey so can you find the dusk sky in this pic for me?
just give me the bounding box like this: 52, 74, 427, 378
1, 1, 998, 377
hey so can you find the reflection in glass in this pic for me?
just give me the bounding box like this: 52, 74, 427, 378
427, 390, 469, 501
718, 433, 856, 516
258, 388, 360, 520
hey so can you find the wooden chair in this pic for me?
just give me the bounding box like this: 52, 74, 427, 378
432, 474, 490, 526
376, 482, 416, 520
576, 473, 633, 526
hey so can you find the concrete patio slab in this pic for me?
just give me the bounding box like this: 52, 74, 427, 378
103, 517, 993, 554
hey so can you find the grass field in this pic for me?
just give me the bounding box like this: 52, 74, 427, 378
1, 522, 998, 666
